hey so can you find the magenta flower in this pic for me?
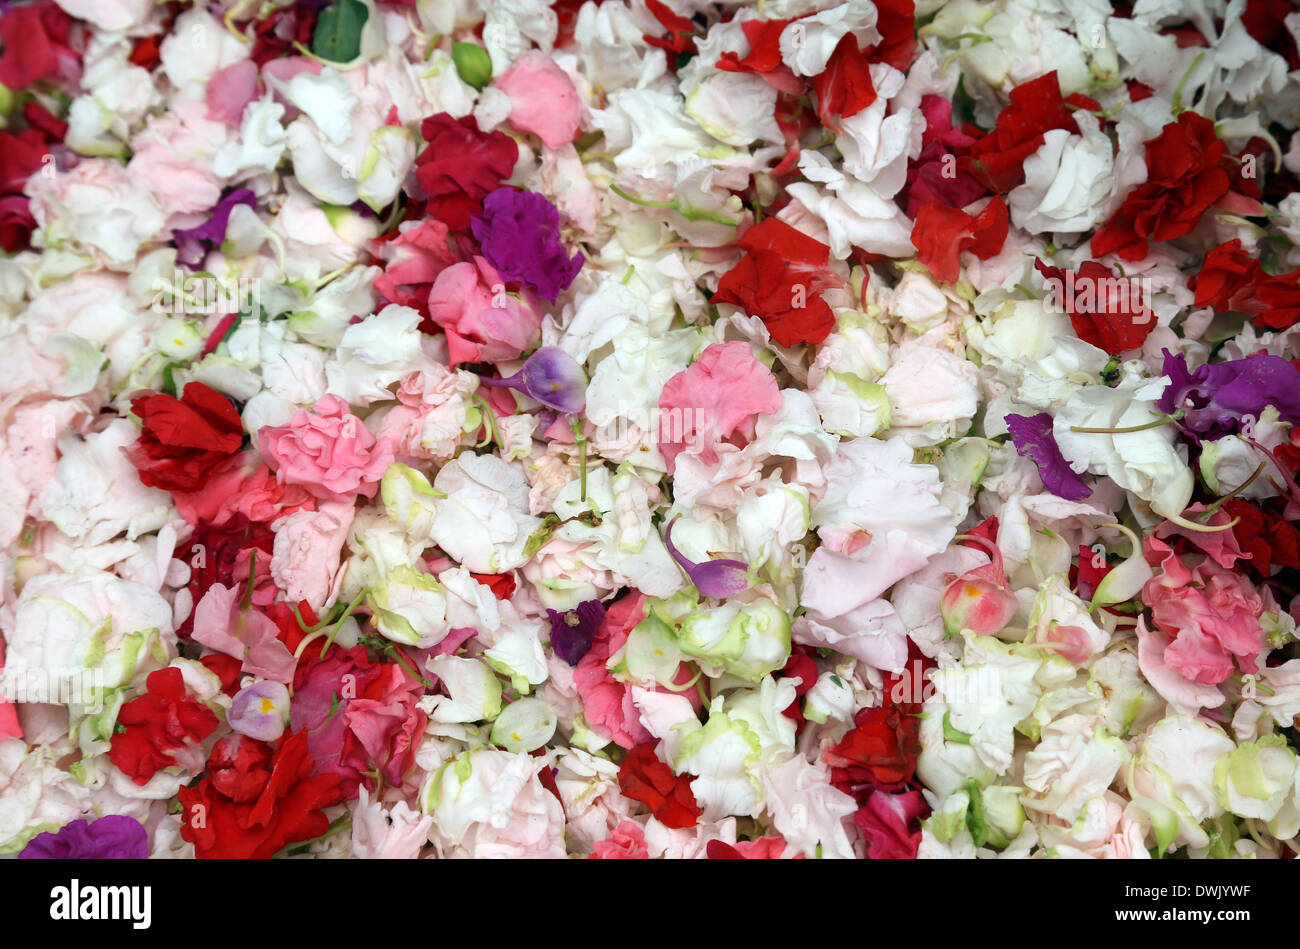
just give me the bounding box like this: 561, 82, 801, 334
1156, 348, 1300, 441
20, 815, 148, 859
470, 188, 584, 301
664, 517, 751, 599
546, 599, 606, 665
1005, 412, 1092, 501
478, 346, 587, 413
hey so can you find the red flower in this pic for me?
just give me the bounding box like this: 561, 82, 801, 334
1034, 258, 1155, 354
178, 514, 275, 639
902, 95, 986, 217
0, 1, 78, 90
911, 197, 1008, 284
642, 0, 699, 63
198, 653, 244, 698
1255, 272, 1300, 331
810, 33, 877, 127
0, 129, 49, 195
471, 571, 517, 600
1091, 112, 1232, 262
712, 218, 839, 347
108, 668, 220, 786
716, 18, 792, 75
854, 789, 928, 859
961, 73, 1081, 194
1222, 499, 1300, 577
0, 196, 36, 254
868, 0, 918, 72
824, 701, 922, 790
776, 648, 819, 730
291, 645, 427, 800
249, 4, 319, 67
414, 113, 518, 233
126, 382, 244, 492
1193, 239, 1265, 313
1075, 543, 1114, 603
178, 729, 343, 859
617, 742, 702, 829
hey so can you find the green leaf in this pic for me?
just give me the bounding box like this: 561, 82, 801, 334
313, 0, 369, 64
522, 514, 560, 558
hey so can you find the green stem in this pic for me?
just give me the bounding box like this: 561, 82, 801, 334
320, 588, 369, 659
570, 417, 588, 503
1070, 414, 1178, 434
1172, 51, 1205, 113
608, 183, 739, 227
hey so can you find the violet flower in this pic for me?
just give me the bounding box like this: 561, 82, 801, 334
1005, 412, 1092, 501
471, 188, 584, 301
20, 815, 148, 859
547, 599, 606, 665
172, 188, 257, 268
228, 679, 291, 742
1156, 348, 1300, 441
478, 346, 586, 413
664, 517, 752, 599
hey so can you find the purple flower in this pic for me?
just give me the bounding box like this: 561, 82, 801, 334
471, 188, 583, 302
1156, 348, 1300, 441
479, 346, 586, 413
1006, 412, 1092, 501
228, 679, 290, 742
546, 599, 606, 665
20, 815, 148, 859
172, 189, 257, 269
664, 517, 751, 599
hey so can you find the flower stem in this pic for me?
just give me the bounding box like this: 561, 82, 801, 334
570, 417, 588, 503
1070, 414, 1178, 434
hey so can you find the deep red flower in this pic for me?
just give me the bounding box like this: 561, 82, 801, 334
415, 113, 518, 232
0, 129, 49, 195
1242, 0, 1300, 71
178, 729, 343, 859
0, 1, 78, 90
0, 197, 36, 254
1222, 499, 1300, 577
823, 700, 922, 790
109, 668, 220, 786
716, 18, 791, 74
712, 218, 839, 347
248, 4, 319, 67
776, 648, 819, 729
854, 789, 928, 858
868, 0, 918, 72
126, 382, 244, 492
1034, 258, 1156, 353
1075, 543, 1114, 603
902, 95, 987, 217
617, 742, 702, 829
1091, 112, 1232, 262
291, 645, 427, 800
178, 514, 275, 639
810, 33, 877, 127
911, 197, 1008, 283
960, 72, 1080, 194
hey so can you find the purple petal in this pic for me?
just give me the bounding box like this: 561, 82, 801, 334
471, 188, 583, 302
171, 189, 257, 270
228, 679, 290, 742
20, 815, 148, 859
664, 517, 752, 599
520, 347, 586, 413
1157, 348, 1300, 441
1006, 412, 1092, 501
547, 600, 606, 665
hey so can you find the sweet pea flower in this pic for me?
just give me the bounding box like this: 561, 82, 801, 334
20, 816, 149, 859
471, 188, 584, 302
939, 534, 1019, 637
478, 346, 587, 414
258, 394, 394, 500
228, 680, 291, 742
494, 50, 583, 150
663, 517, 752, 599
426, 256, 544, 366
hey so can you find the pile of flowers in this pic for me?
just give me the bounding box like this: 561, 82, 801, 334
1, 0, 1299, 861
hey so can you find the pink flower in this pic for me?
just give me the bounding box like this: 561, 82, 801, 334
1142, 537, 1265, 685
269, 499, 356, 611
258, 394, 394, 500
191, 583, 297, 683
206, 60, 259, 126
573, 594, 702, 749
854, 790, 927, 859
172, 454, 316, 527
658, 341, 782, 474
591, 820, 649, 859
373, 218, 458, 311
426, 257, 542, 366
494, 51, 582, 150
